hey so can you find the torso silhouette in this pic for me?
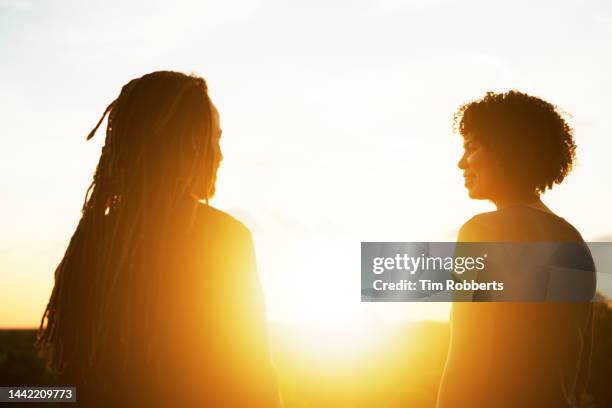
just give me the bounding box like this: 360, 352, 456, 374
60, 204, 280, 407
437, 206, 595, 408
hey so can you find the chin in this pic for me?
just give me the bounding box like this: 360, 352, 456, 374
467, 188, 487, 200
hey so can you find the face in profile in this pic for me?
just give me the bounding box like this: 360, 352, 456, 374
454, 90, 576, 204
207, 102, 224, 198
457, 132, 500, 200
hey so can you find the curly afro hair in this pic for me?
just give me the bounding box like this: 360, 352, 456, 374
453, 90, 576, 197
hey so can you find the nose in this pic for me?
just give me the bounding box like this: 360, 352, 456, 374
457, 152, 467, 170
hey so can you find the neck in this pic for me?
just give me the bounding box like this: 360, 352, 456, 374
493, 196, 553, 214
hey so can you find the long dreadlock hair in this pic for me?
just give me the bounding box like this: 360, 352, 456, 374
36, 71, 221, 383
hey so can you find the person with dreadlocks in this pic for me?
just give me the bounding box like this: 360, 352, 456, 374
36, 71, 281, 407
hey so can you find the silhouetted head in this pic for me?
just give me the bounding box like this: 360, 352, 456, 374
454, 90, 576, 203
86, 70, 223, 209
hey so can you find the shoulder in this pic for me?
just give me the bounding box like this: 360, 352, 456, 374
457, 211, 501, 242
458, 207, 586, 243
194, 204, 252, 241
555, 217, 585, 242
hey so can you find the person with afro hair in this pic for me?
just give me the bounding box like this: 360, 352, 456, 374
437, 91, 596, 408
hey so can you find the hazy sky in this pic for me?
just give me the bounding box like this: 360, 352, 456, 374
1, 0, 611, 327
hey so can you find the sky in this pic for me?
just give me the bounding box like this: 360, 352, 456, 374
1, 0, 611, 327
